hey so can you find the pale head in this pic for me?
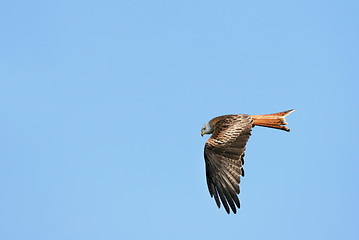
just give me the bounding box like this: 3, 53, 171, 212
201, 122, 214, 137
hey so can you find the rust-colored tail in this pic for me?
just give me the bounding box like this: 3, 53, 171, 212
250, 109, 295, 132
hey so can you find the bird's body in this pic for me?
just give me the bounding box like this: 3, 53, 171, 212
201, 109, 294, 214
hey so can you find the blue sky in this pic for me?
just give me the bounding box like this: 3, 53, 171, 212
1, 0, 358, 239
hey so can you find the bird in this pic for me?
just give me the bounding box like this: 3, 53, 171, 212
201, 109, 295, 214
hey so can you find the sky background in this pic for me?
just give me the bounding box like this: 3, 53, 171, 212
1, 0, 358, 239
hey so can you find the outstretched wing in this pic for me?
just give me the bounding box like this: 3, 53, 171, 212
204, 114, 253, 214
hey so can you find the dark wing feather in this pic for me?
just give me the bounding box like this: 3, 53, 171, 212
204, 114, 253, 214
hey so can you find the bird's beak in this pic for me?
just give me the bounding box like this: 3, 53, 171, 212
201, 131, 204, 137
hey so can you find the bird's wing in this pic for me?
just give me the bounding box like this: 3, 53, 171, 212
204, 114, 253, 214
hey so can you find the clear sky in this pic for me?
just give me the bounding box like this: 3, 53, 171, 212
1, 1, 358, 239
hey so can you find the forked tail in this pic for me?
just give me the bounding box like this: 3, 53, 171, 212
250, 109, 295, 132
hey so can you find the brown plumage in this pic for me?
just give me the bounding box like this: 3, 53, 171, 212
202, 109, 294, 214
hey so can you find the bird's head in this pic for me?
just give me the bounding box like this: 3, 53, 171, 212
201, 122, 214, 137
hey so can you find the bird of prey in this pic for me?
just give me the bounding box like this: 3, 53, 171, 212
201, 109, 294, 214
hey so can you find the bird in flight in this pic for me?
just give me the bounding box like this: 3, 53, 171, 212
201, 109, 295, 214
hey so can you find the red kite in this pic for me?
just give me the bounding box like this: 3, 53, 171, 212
201, 109, 295, 214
